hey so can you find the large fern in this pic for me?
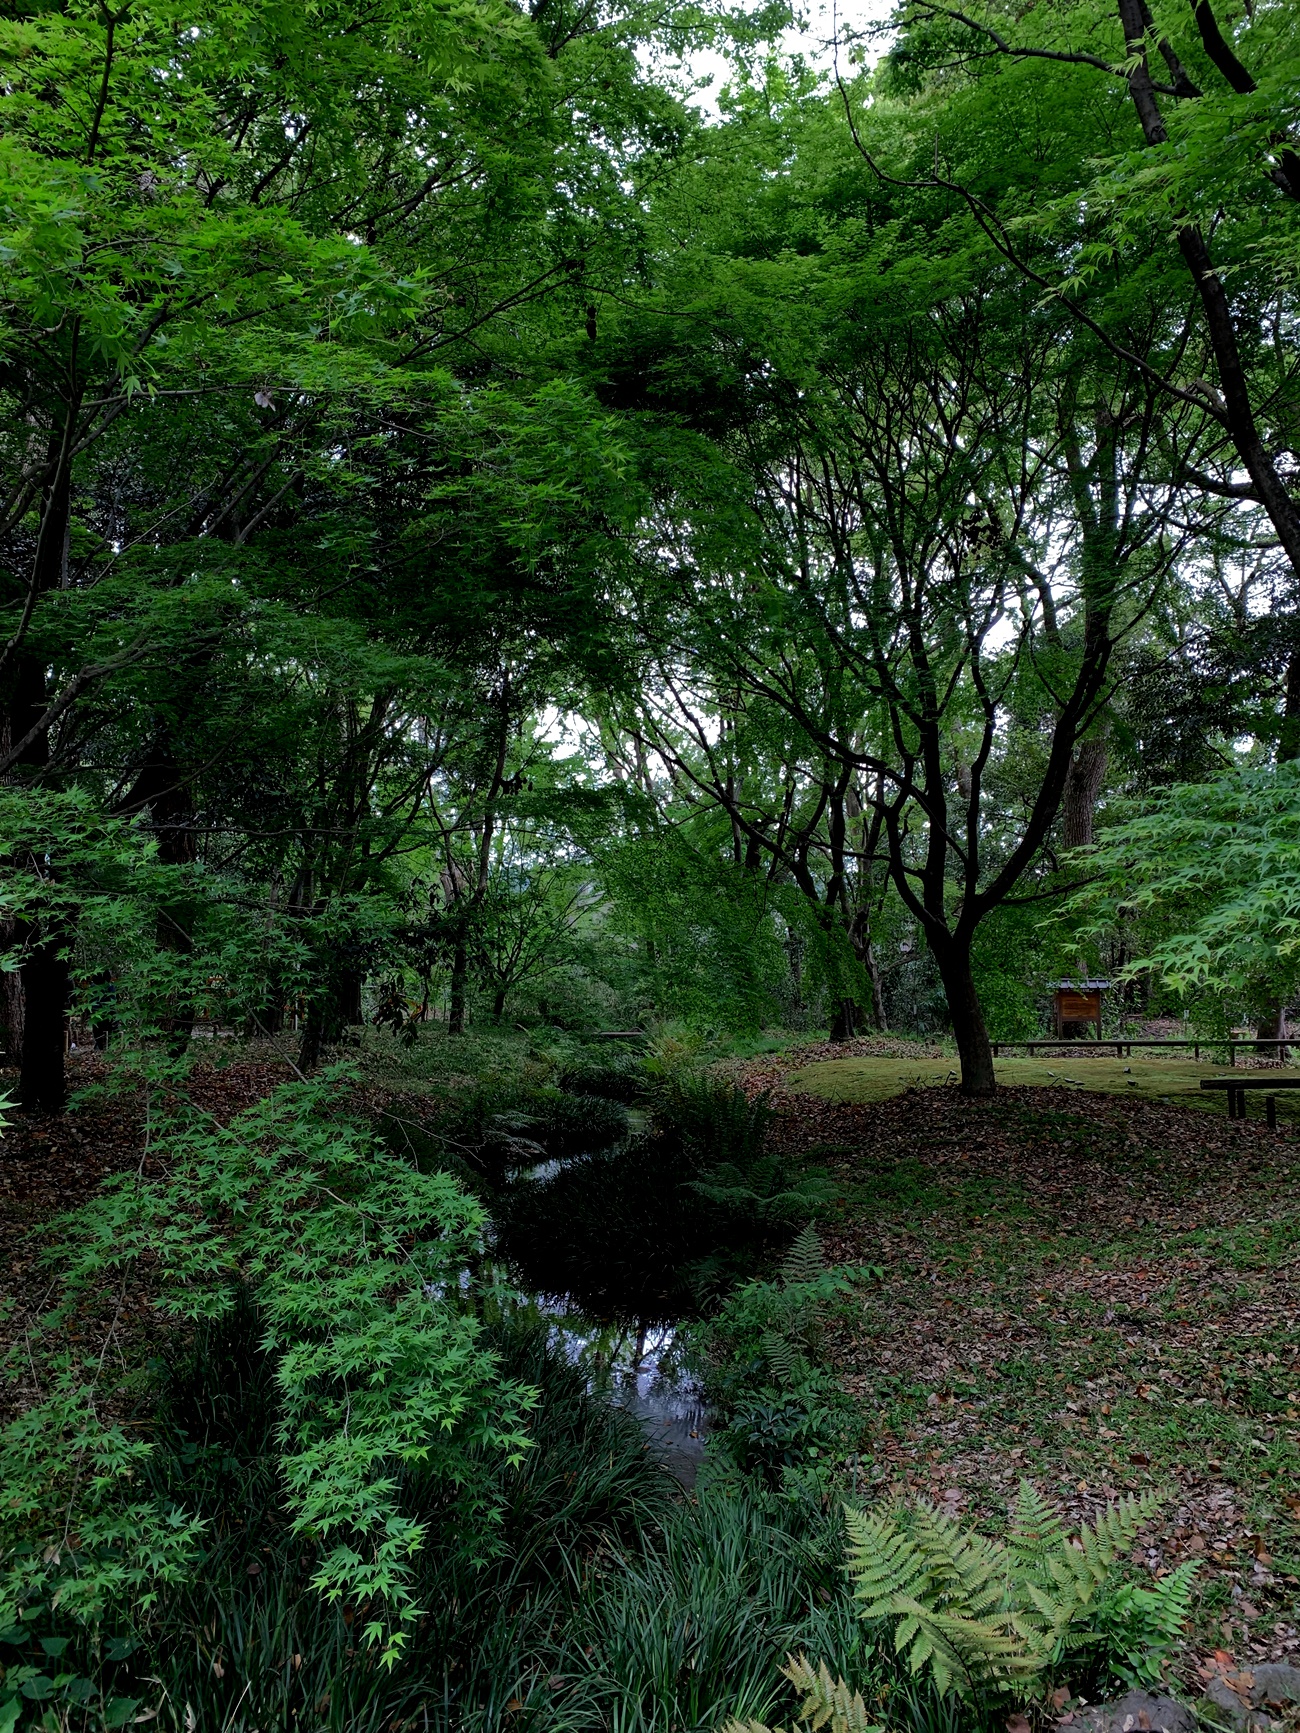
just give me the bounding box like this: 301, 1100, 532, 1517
845, 1484, 1170, 1700
717, 1487, 1185, 1733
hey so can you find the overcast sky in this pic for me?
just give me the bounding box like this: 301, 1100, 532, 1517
670, 0, 896, 121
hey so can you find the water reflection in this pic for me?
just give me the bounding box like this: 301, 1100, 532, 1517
484, 1273, 710, 1486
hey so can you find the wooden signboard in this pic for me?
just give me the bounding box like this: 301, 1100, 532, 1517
1053, 986, 1103, 1039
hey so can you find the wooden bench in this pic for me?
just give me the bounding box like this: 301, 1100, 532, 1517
1200, 1077, 1300, 1126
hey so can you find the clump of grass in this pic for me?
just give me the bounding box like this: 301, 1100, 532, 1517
557, 1051, 649, 1103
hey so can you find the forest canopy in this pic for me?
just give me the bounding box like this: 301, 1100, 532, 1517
2, 0, 1298, 1094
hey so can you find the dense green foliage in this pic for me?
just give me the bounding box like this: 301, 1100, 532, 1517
721, 1489, 1197, 1733
4, 0, 1300, 1722
0, 1075, 532, 1655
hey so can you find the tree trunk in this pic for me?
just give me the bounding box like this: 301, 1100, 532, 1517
448, 928, 469, 1034
156, 913, 195, 1057
298, 1006, 324, 1072
0, 927, 23, 1064
1114, 0, 1300, 584
846, 905, 886, 1032
1281, 651, 1300, 765
19, 937, 69, 1113
1062, 734, 1109, 851
492, 987, 506, 1024
934, 939, 997, 1096
830, 997, 857, 1041
867, 944, 887, 1032
337, 966, 362, 1029
1256, 1003, 1290, 1064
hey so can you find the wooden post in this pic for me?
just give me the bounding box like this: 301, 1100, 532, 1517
1267, 1095, 1278, 1131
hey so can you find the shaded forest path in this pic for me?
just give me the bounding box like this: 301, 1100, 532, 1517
730, 1044, 1300, 1672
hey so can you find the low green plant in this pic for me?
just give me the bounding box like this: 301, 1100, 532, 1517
694, 1228, 878, 1485
845, 1482, 1195, 1699
723, 1653, 884, 1733
555, 1048, 648, 1104
526, 1086, 630, 1158
584, 1484, 877, 1733
718, 1486, 1194, 1733
0, 1073, 533, 1663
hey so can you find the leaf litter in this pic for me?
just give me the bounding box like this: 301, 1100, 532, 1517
730, 1050, 1300, 1674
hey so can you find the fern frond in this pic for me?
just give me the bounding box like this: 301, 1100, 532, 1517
842, 1485, 1171, 1703
761, 1330, 808, 1389
907, 1501, 1007, 1610
1086, 1491, 1161, 1570
1145, 1559, 1197, 1639
1007, 1480, 1067, 1564
782, 1224, 827, 1286
782, 1654, 882, 1733
844, 1506, 932, 1607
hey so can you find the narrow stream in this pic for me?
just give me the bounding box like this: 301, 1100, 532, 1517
476, 1100, 719, 1484
487, 1151, 711, 1484
479, 1272, 710, 1484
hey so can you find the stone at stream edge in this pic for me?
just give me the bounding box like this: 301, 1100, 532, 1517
1062, 1692, 1195, 1733
1200, 1663, 1300, 1731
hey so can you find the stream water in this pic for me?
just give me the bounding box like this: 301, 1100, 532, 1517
488, 1147, 713, 1484
544, 1304, 710, 1487
475, 1271, 710, 1484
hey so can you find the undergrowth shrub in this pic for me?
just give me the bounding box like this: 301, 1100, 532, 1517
0, 1310, 675, 1733
721, 1486, 1195, 1733
691, 1228, 878, 1489
0, 1073, 531, 1667
845, 1483, 1194, 1700
556, 1049, 648, 1103
525, 1086, 630, 1159
4, 1311, 976, 1733
587, 1485, 871, 1733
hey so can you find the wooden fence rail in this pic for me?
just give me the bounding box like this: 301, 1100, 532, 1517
989, 1037, 1292, 1065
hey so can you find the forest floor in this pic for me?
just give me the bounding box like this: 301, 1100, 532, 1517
730, 1038, 1300, 1676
